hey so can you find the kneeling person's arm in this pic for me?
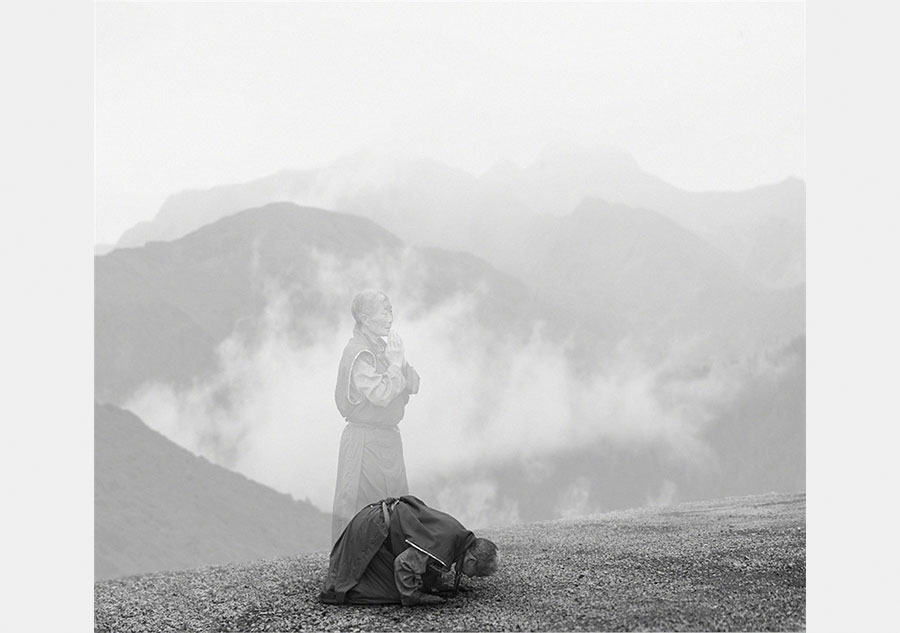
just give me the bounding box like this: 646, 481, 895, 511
394, 548, 445, 606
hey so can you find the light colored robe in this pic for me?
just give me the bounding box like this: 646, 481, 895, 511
331, 327, 419, 542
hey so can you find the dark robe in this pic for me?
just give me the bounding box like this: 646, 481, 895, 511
321, 495, 476, 605
334, 326, 410, 425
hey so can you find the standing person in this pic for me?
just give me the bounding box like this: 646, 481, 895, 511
331, 290, 420, 542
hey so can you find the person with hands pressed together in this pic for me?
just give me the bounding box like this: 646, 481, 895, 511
331, 290, 421, 542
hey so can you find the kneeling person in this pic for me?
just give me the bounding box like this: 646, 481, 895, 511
319, 495, 499, 606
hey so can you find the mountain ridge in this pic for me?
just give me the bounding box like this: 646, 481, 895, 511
96, 202, 574, 406
95, 199, 804, 546
95, 402, 331, 581
109, 146, 803, 288
479, 146, 805, 288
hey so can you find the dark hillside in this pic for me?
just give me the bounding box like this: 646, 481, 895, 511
94, 403, 331, 580
95, 202, 579, 406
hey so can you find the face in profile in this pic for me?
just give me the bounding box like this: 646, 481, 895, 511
362, 298, 393, 338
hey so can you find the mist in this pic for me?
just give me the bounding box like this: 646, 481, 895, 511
124, 249, 801, 529
95, 2, 805, 245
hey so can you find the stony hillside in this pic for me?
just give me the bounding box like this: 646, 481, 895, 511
94, 492, 805, 632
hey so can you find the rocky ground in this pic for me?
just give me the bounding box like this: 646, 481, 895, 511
94, 492, 805, 632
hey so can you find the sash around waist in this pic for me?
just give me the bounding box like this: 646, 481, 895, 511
345, 421, 401, 431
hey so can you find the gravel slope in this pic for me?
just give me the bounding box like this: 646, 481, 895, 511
95, 492, 805, 632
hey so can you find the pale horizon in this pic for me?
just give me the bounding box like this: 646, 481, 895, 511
95, 2, 805, 245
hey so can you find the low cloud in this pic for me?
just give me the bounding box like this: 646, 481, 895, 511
125, 249, 799, 527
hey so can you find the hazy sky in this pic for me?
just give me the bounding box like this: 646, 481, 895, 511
94, 1, 805, 245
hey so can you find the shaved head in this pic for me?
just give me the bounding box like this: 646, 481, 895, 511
351, 290, 390, 326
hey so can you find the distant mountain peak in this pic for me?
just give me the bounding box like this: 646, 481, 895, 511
569, 196, 708, 238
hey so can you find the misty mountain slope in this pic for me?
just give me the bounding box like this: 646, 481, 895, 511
97, 203, 399, 404
96, 200, 803, 538
679, 179, 806, 288
515, 197, 803, 352
96, 201, 579, 406
115, 153, 538, 274
325, 153, 542, 272
111, 202, 404, 337
116, 169, 319, 249
482, 142, 674, 219
704, 336, 806, 496
95, 251, 220, 404
481, 143, 805, 288
420, 334, 805, 524
95, 402, 331, 581
112, 147, 802, 289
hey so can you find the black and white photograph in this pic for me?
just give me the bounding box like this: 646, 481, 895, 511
87, 1, 818, 630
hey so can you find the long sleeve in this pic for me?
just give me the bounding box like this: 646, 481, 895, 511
394, 547, 432, 605
404, 364, 420, 395
351, 352, 407, 407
